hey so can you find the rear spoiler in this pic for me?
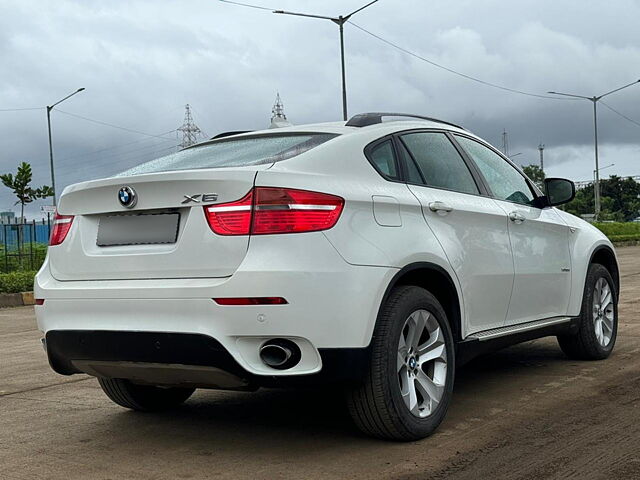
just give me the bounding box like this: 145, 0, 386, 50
210, 130, 253, 140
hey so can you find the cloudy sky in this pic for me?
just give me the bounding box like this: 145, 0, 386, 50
1, 0, 639, 218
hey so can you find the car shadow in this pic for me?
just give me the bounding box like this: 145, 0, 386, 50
99, 338, 571, 447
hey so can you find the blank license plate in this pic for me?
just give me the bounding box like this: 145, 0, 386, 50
97, 213, 180, 246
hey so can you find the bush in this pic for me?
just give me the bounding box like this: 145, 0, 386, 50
0, 270, 37, 293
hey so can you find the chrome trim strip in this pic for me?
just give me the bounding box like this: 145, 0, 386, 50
207, 204, 336, 213
206, 205, 252, 212
254, 204, 337, 211
469, 316, 573, 341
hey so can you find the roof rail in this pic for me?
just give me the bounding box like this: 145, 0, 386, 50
210, 130, 253, 140
345, 112, 465, 130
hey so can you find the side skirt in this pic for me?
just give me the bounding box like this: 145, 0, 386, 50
456, 317, 581, 366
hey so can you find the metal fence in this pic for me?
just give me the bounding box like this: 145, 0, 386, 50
0, 218, 51, 272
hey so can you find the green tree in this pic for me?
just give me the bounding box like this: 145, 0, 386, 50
599, 175, 640, 221
522, 164, 546, 186
564, 185, 594, 218
564, 176, 640, 221
0, 162, 54, 223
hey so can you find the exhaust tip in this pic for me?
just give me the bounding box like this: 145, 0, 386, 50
259, 339, 302, 370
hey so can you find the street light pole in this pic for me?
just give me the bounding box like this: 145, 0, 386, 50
594, 163, 615, 185
46, 87, 85, 206
548, 79, 640, 220
273, 0, 379, 121
338, 17, 347, 120
592, 99, 600, 215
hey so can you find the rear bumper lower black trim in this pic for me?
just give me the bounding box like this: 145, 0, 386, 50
44, 330, 370, 387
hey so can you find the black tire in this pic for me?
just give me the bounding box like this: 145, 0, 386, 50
558, 263, 618, 360
98, 378, 195, 411
346, 286, 455, 441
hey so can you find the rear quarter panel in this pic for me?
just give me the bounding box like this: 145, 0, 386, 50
257, 131, 466, 334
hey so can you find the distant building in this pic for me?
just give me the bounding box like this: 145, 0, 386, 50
0, 211, 15, 224
269, 92, 292, 129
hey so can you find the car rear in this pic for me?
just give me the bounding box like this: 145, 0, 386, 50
35, 128, 396, 388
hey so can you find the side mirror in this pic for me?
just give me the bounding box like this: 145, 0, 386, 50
544, 178, 575, 206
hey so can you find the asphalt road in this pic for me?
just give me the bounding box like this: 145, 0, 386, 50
2, 247, 640, 480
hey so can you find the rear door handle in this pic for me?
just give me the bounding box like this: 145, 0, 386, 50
508, 211, 526, 223
428, 201, 454, 214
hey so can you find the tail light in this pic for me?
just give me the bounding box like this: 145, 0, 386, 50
204, 187, 344, 235
203, 191, 253, 235
50, 213, 74, 246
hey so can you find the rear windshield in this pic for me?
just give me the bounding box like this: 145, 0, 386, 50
117, 133, 338, 176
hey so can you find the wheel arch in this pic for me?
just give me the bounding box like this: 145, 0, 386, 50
378, 262, 463, 342
589, 245, 620, 297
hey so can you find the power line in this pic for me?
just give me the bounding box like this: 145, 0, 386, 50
601, 101, 640, 128
0, 107, 44, 112
56, 130, 176, 163
218, 0, 275, 11
348, 21, 577, 101
56, 144, 178, 178
218, 0, 573, 102
55, 138, 177, 168
55, 109, 175, 139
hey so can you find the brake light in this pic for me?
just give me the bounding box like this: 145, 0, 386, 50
204, 190, 253, 235
49, 213, 74, 246
204, 187, 344, 235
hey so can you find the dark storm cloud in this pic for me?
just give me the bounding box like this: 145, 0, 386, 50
0, 0, 639, 216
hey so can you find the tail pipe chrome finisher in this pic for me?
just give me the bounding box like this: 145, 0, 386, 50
259, 339, 302, 370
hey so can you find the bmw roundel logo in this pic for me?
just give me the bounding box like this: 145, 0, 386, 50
118, 186, 137, 208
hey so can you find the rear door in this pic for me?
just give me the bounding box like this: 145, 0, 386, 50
453, 134, 572, 325
50, 169, 258, 280
398, 131, 514, 334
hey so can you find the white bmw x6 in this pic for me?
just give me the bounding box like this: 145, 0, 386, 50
36, 113, 619, 441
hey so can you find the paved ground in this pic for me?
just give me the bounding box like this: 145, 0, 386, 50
2, 247, 640, 480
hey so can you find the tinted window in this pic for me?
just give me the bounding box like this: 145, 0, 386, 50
118, 133, 338, 176
400, 132, 479, 195
368, 140, 400, 180
455, 135, 535, 206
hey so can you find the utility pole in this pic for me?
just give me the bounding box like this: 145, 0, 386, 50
548, 79, 640, 219
272, 0, 379, 121
538, 144, 545, 172
501, 129, 509, 157
177, 104, 203, 149
46, 87, 85, 207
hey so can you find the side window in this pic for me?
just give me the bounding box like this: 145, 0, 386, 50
396, 141, 424, 184
454, 135, 535, 206
368, 139, 400, 180
400, 132, 479, 195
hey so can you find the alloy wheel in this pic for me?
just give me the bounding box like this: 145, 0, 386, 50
397, 309, 447, 418
592, 277, 615, 347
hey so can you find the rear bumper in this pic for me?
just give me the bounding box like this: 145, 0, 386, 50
35, 233, 397, 378
44, 330, 371, 388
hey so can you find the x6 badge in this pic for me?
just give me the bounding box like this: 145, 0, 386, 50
182, 193, 218, 204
